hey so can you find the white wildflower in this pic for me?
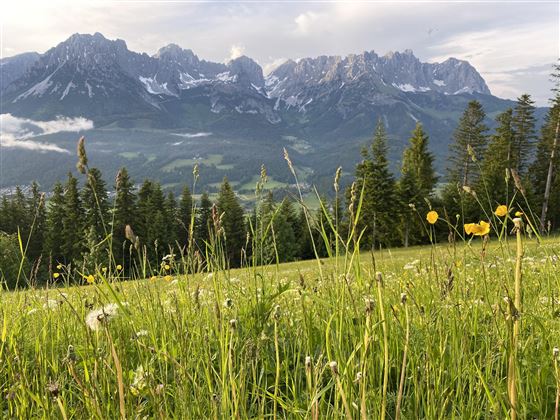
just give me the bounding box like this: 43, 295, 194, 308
85, 303, 119, 331
135, 330, 149, 338
27, 308, 39, 315
43, 299, 59, 310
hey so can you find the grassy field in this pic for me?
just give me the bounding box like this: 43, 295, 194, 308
1, 233, 559, 418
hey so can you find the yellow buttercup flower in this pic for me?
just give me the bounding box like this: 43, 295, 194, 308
150, 276, 158, 281
116, 264, 123, 271
56, 264, 63, 270
85, 274, 95, 284
164, 264, 170, 271
464, 221, 490, 236
53, 272, 60, 279
426, 210, 439, 224
164, 275, 173, 282
515, 211, 524, 217
494, 205, 508, 217
102, 267, 107, 273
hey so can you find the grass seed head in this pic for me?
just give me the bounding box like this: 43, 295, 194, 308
329, 361, 339, 376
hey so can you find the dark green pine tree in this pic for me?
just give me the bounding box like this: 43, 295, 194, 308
398, 123, 437, 246
0, 195, 11, 233
447, 100, 489, 186
256, 192, 276, 264
530, 80, 560, 231
136, 180, 167, 256
297, 207, 315, 260
351, 120, 397, 248
136, 179, 155, 249
44, 182, 66, 266
81, 167, 110, 240
164, 191, 178, 248
27, 181, 46, 263
177, 186, 193, 249
479, 109, 515, 207
403, 123, 437, 197
11, 187, 30, 238
397, 168, 419, 247
195, 192, 213, 255
62, 173, 85, 263
277, 198, 298, 262
511, 94, 536, 174
113, 168, 137, 267
217, 178, 246, 267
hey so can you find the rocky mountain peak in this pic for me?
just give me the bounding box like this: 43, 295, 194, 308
227, 55, 265, 88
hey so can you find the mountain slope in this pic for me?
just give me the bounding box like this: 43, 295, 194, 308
1, 33, 536, 195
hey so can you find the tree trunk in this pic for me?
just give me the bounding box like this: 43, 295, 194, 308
540, 118, 559, 233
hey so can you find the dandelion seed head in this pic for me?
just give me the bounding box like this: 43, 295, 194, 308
85, 303, 119, 331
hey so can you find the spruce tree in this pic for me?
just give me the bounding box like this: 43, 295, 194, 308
164, 191, 178, 248
511, 94, 536, 174
531, 74, 560, 231
479, 109, 515, 207
0, 195, 11, 233
195, 192, 213, 254
447, 100, 489, 186
217, 178, 246, 267
277, 198, 298, 262
403, 123, 437, 196
62, 173, 84, 263
27, 181, 46, 262
81, 167, 109, 240
136, 179, 155, 249
178, 186, 193, 249
351, 120, 397, 248
113, 168, 137, 266
11, 187, 30, 238
44, 182, 66, 266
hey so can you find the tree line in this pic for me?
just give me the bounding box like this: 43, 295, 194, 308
1, 68, 559, 288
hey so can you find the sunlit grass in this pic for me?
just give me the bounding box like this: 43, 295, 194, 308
1, 234, 559, 418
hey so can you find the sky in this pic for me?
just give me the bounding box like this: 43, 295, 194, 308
1, 0, 558, 105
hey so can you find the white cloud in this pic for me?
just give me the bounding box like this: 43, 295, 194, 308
171, 132, 212, 138
2, 2, 558, 104
229, 44, 245, 61
0, 113, 93, 153
263, 57, 288, 75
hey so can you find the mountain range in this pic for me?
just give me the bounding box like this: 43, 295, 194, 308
0, 32, 540, 201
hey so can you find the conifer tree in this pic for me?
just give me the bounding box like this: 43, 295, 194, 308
351, 120, 397, 248
217, 178, 246, 267
403, 123, 437, 196
195, 192, 213, 254
27, 181, 46, 262
178, 186, 193, 248
447, 100, 489, 186
479, 109, 515, 207
0, 196, 10, 233
113, 168, 137, 267
531, 68, 560, 231
81, 168, 109, 240
44, 182, 66, 266
297, 207, 315, 260
11, 187, 30, 238
164, 191, 178, 248
62, 173, 84, 263
511, 94, 536, 174
399, 124, 437, 246
136, 180, 155, 248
